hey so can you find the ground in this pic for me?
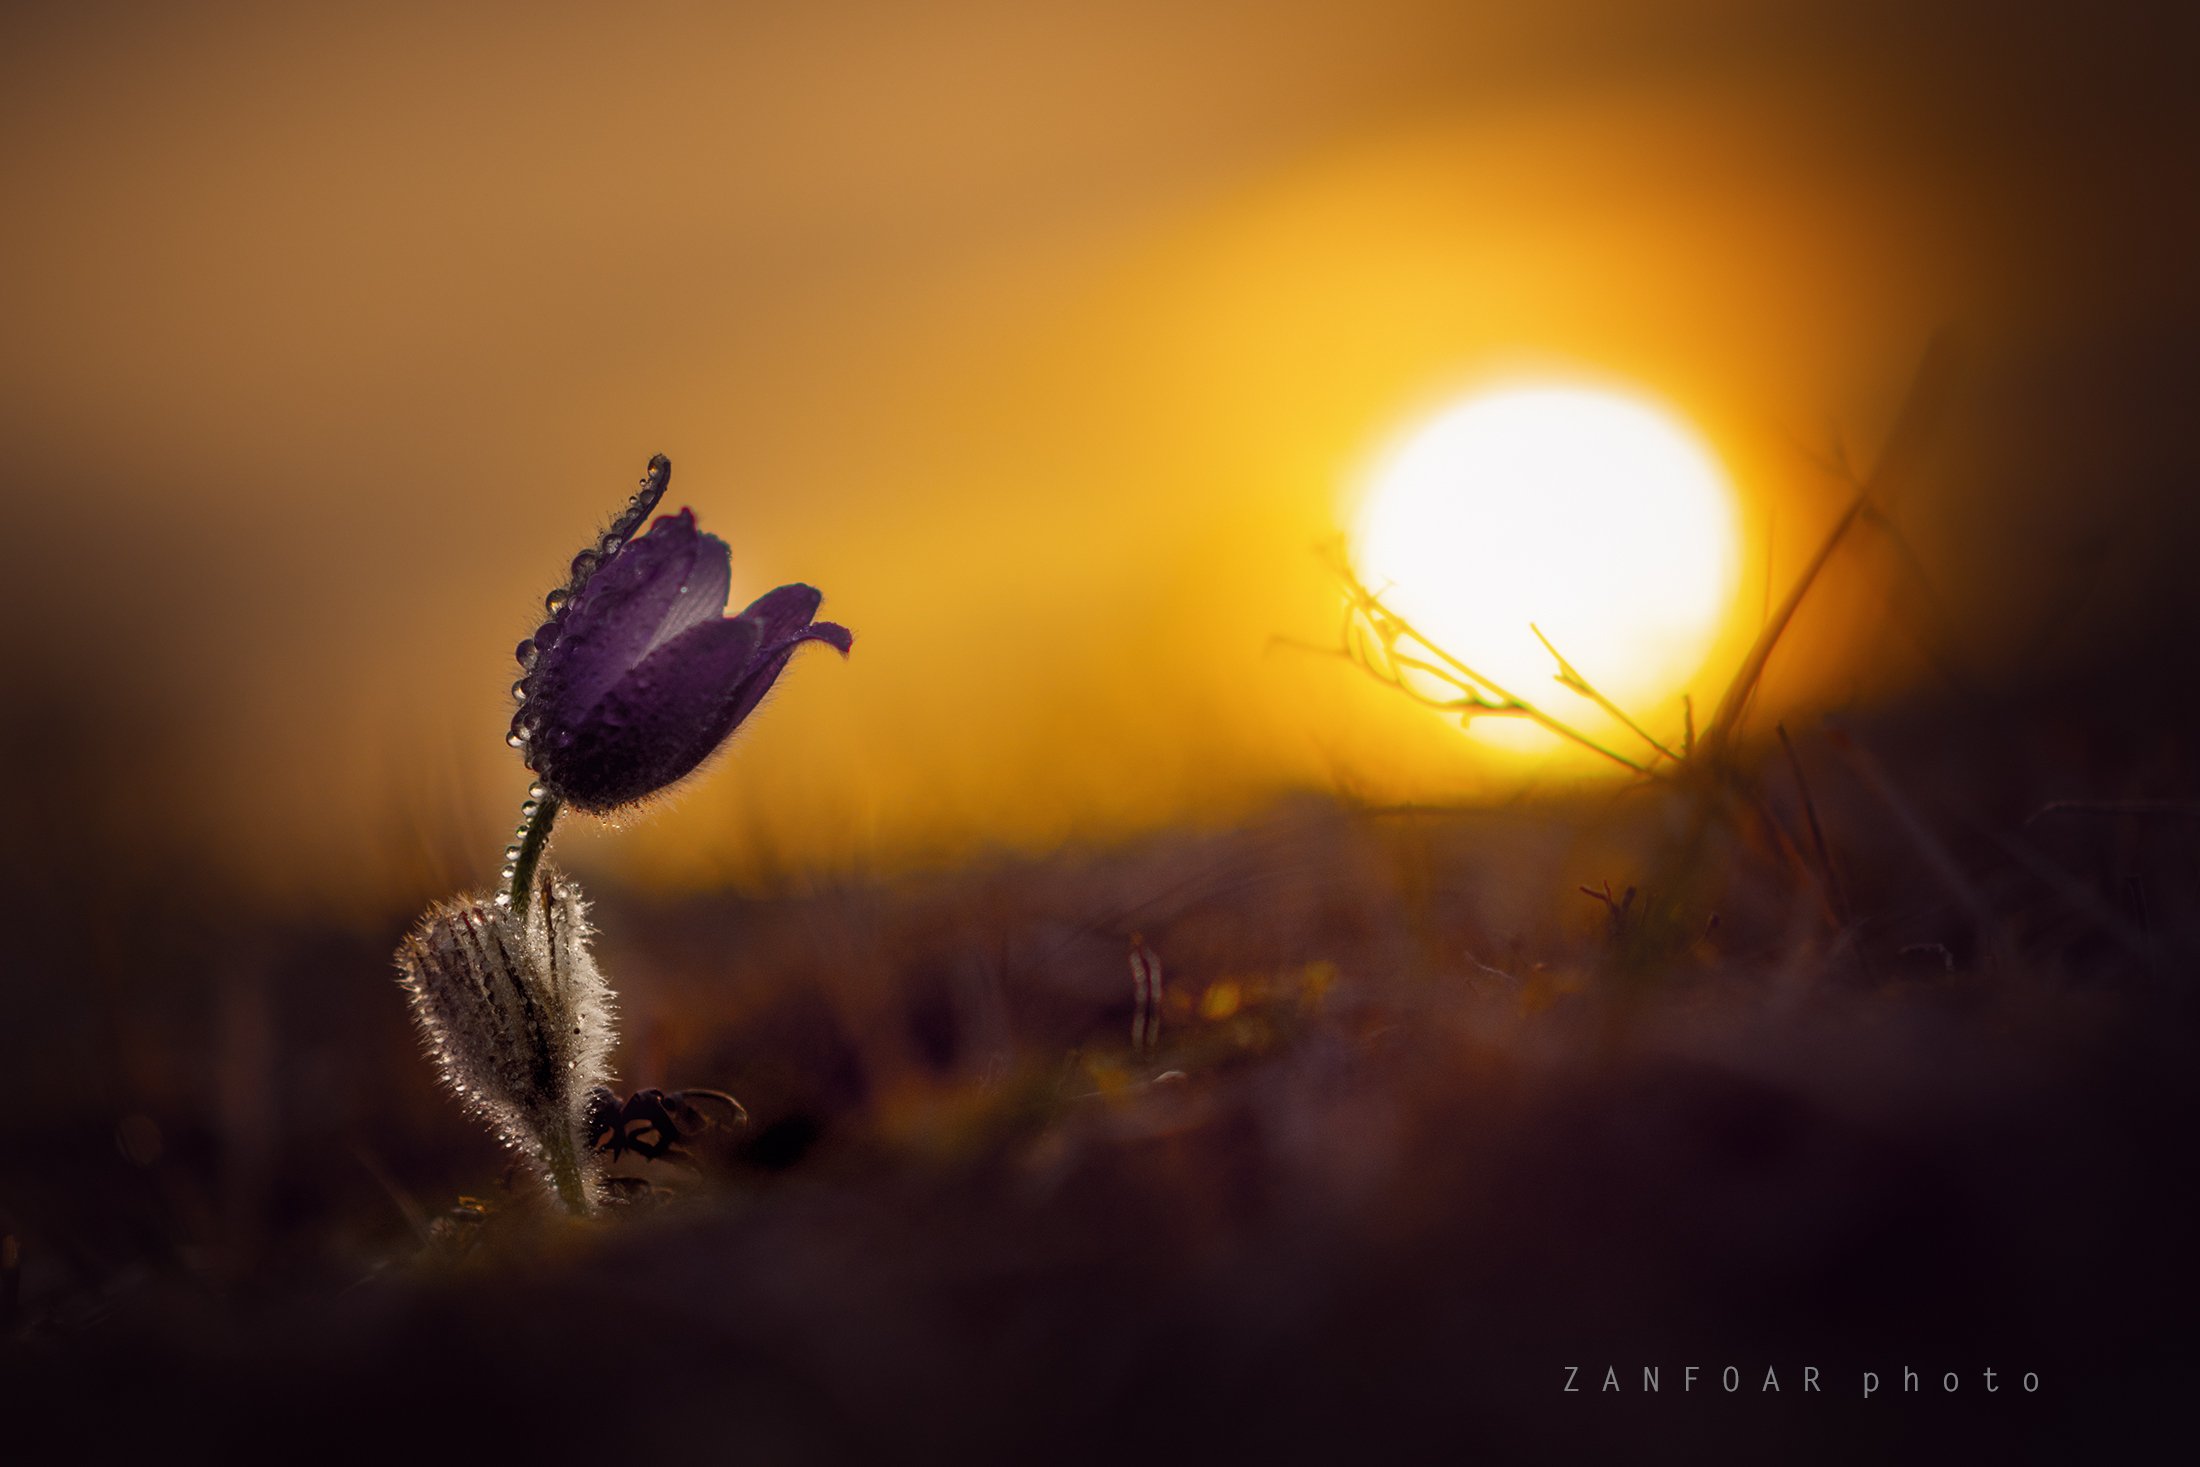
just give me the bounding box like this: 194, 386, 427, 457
3, 687, 2196, 1463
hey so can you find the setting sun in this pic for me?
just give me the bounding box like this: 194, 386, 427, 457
1350, 383, 1742, 757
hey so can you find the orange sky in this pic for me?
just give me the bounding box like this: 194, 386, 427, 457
3, 2, 2191, 912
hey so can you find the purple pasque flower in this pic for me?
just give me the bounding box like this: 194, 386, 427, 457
508, 456, 851, 814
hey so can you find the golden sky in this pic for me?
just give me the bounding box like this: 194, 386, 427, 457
4, 2, 2191, 911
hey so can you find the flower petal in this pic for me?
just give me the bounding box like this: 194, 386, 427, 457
535, 615, 764, 812
737, 583, 852, 656
798, 619, 853, 655
637, 528, 733, 661
737, 583, 824, 644
703, 620, 853, 756
529, 511, 731, 738
675, 583, 852, 752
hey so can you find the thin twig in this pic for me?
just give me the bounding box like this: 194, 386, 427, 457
1701, 334, 1956, 757
1747, 789, 1836, 926
1328, 554, 1654, 775
1530, 623, 1681, 761
1760, 507, 1774, 631
1822, 720, 2000, 965
353, 1146, 431, 1245
1776, 722, 1853, 930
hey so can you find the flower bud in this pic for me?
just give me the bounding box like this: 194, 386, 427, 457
395, 869, 616, 1213
508, 457, 851, 815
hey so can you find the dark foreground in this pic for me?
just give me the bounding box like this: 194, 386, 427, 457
4, 702, 2197, 1464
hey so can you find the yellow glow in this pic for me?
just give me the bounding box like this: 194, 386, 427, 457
1351, 383, 1741, 759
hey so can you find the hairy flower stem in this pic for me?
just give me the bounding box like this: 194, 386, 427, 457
539, 1112, 590, 1216
507, 793, 562, 921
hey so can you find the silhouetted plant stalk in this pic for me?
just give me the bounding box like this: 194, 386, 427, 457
1321, 541, 1663, 777
394, 454, 852, 1214
1129, 935, 1163, 1057
1327, 336, 1956, 787
1318, 340, 1956, 973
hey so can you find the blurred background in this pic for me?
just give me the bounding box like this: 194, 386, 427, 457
3, 0, 2192, 910
4, 3, 2197, 1458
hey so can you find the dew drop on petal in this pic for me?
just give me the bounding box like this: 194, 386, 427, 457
545, 587, 570, 613
599, 532, 624, 556
528, 781, 547, 799
510, 680, 528, 701
521, 800, 539, 817
500, 866, 516, 882
503, 844, 521, 861
515, 638, 537, 668
570, 549, 600, 580
506, 732, 527, 749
